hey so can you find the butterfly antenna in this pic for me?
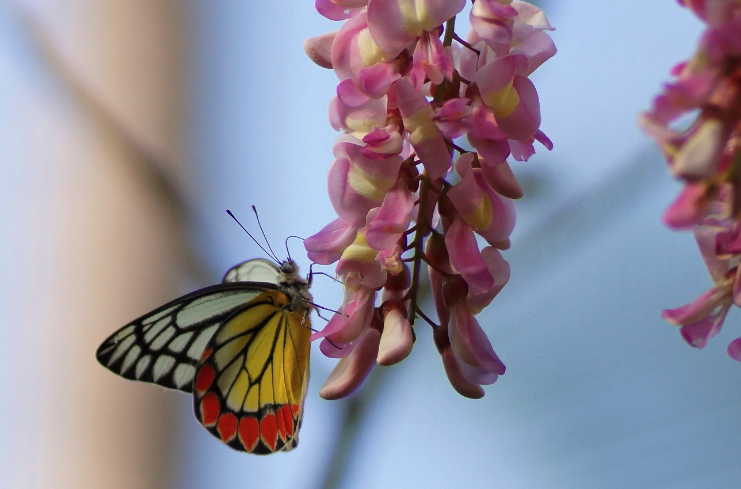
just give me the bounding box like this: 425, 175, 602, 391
251, 205, 280, 262
226, 209, 276, 262
285, 235, 304, 262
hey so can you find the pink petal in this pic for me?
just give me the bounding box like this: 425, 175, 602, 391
480, 159, 523, 199
356, 62, 401, 98
510, 30, 557, 75
448, 168, 483, 219
327, 156, 375, 226
470, 1, 514, 57
426, 232, 453, 327
444, 216, 494, 295
466, 247, 510, 314
337, 79, 371, 107
508, 138, 535, 161
328, 291, 376, 344
377, 307, 413, 365
336, 233, 389, 289
395, 77, 452, 179
716, 225, 741, 257
367, 0, 466, 58
511, 1, 555, 42
533, 129, 553, 150
328, 95, 388, 135
305, 218, 359, 265
662, 287, 720, 325
662, 182, 710, 230
328, 142, 403, 226
450, 303, 506, 377
672, 118, 728, 179
319, 328, 381, 400
303, 31, 337, 69
449, 169, 516, 244
332, 12, 388, 81
467, 99, 511, 164
441, 347, 485, 399
680, 312, 724, 349
727, 337, 741, 361
316, 0, 364, 21
474, 170, 517, 242
365, 180, 414, 250
695, 223, 732, 283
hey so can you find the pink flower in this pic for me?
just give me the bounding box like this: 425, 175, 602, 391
329, 96, 388, 136
396, 76, 453, 179
304, 31, 337, 69
336, 230, 388, 289
412, 30, 455, 85
314, 282, 377, 352
365, 179, 414, 250
304, 218, 359, 264
377, 300, 414, 365
319, 324, 381, 399
328, 137, 403, 226
475, 54, 541, 141
444, 215, 495, 295
448, 160, 516, 245
332, 11, 391, 80
433, 98, 472, 140
367, 0, 466, 58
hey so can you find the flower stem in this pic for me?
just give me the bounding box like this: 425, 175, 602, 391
443, 16, 456, 48
405, 173, 432, 323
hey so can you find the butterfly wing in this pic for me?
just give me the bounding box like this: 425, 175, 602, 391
192, 290, 311, 454
223, 258, 280, 284
96, 283, 277, 393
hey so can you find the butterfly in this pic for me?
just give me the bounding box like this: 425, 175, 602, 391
96, 257, 313, 454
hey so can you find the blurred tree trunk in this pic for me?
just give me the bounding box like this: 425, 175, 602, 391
0, 1, 191, 488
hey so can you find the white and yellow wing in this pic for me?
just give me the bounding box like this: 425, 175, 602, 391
96, 283, 276, 392
193, 290, 311, 454
222, 258, 280, 284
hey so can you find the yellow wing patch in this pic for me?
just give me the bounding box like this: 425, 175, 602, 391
193, 290, 311, 454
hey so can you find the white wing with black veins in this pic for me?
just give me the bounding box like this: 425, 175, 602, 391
96, 282, 276, 393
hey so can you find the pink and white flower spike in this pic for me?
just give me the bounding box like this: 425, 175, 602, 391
304, 0, 557, 398
641, 0, 741, 362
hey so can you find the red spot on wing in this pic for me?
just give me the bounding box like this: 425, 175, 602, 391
280, 404, 294, 438
217, 413, 238, 442
291, 404, 300, 416
238, 416, 260, 452
201, 347, 213, 361
260, 413, 278, 451
276, 406, 287, 441
199, 393, 220, 427
194, 364, 215, 394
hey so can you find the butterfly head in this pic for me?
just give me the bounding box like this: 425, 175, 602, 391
277, 259, 313, 312
278, 259, 300, 283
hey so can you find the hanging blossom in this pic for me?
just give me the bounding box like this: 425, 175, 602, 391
304, 0, 556, 398
640, 0, 741, 362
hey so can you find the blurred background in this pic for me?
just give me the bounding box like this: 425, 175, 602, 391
1, 0, 740, 488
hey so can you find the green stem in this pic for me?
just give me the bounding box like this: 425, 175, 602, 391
443, 16, 456, 48
406, 174, 432, 325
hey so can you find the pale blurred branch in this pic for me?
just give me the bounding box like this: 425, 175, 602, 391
14, 6, 212, 284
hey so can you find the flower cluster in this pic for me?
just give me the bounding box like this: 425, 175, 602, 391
304, 0, 555, 398
640, 0, 741, 361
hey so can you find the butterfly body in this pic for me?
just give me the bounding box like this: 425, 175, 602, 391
96, 258, 312, 454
